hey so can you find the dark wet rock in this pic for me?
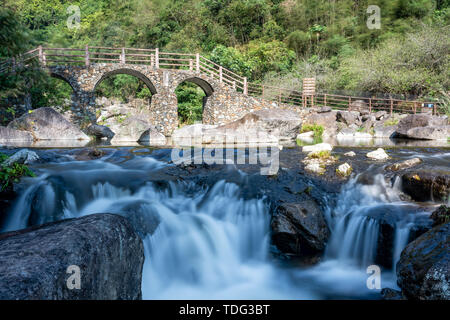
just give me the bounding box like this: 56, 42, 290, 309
381, 288, 405, 300
0, 126, 34, 143
430, 205, 450, 227
7, 108, 90, 141
385, 157, 423, 172
86, 124, 115, 140
395, 114, 449, 140
271, 200, 330, 256
0, 213, 144, 300
401, 171, 450, 202
396, 222, 450, 300
363, 204, 432, 269
73, 148, 106, 161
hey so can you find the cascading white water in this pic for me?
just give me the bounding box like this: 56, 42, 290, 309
1, 153, 433, 299
325, 173, 430, 269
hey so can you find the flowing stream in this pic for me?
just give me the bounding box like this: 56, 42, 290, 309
1, 147, 442, 299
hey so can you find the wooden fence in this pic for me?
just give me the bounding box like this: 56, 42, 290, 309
0, 46, 445, 115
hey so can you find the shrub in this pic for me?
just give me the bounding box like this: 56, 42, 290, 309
0, 153, 35, 191
300, 124, 324, 139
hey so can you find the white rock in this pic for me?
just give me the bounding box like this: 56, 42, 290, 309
302, 143, 333, 153
2, 149, 39, 166
366, 148, 389, 160
353, 132, 373, 139
297, 131, 314, 139
304, 160, 325, 174
344, 151, 356, 157
337, 162, 352, 176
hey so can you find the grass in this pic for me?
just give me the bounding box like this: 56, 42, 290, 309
300, 124, 324, 140
384, 118, 399, 127
308, 150, 337, 161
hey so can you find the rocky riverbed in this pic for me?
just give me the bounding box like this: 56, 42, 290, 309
0, 142, 448, 300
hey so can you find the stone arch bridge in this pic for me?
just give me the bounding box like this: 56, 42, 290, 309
1, 46, 441, 135
2, 46, 297, 135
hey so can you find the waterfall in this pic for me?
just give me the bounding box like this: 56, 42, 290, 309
0, 152, 434, 299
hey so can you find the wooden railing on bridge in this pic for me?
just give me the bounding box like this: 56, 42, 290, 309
0, 46, 444, 116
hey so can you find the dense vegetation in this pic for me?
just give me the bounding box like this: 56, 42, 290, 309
1, 0, 449, 124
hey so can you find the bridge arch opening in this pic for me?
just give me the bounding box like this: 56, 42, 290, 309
94, 69, 156, 118
175, 77, 213, 125
47, 73, 76, 111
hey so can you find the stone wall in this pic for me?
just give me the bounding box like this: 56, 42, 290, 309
48, 63, 304, 135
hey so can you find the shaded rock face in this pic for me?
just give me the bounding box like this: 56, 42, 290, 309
0, 214, 144, 300
138, 127, 167, 146
86, 124, 115, 140
373, 125, 396, 138
271, 201, 330, 256
218, 109, 302, 141
304, 110, 337, 137
395, 114, 449, 140
337, 111, 359, 126
380, 288, 405, 300
1, 149, 39, 166
7, 108, 90, 141
396, 222, 450, 300
430, 205, 449, 227
0, 126, 34, 143
401, 171, 450, 202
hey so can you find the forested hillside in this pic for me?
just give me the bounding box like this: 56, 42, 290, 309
1, 0, 449, 123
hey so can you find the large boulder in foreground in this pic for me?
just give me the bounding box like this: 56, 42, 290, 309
217, 109, 302, 141
7, 108, 90, 141
395, 114, 449, 140
271, 200, 330, 257
0, 214, 144, 300
396, 222, 449, 300
401, 170, 450, 202
0, 126, 34, 143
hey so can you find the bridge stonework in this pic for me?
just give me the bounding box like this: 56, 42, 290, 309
49, 63, 297, 135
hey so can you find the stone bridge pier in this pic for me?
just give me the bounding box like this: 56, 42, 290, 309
49, 63, 295, 135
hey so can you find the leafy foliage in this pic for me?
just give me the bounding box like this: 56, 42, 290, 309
0, 153, 35, 191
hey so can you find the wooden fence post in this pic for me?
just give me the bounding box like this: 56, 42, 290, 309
38, 45, 46, 66
324, 94, 327, 106
413, 102, 417, 114
151, 54, 155, 67
85, 45, 89, 67
120, 48, 126, 64
196, 53, 200, 72
369, 98, 372, 113
155, 48, 159, 69
219, 66, 223, 83
390, 98, 393, 116
433, 103, 437, 116
244, 77, 248, 95
348, 96, 351, 109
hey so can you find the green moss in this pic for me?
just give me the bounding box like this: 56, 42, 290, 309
300, 124, 324, 140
